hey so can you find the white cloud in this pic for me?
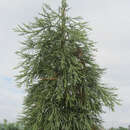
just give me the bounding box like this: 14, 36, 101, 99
0, 0, 130, 128
0, 76, 24, 122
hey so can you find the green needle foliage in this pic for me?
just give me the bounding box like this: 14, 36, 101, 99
15, 0, 120, 130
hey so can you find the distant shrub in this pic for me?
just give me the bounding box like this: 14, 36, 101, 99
0, 120, 24, 130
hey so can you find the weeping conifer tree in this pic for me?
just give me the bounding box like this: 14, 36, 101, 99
15, 0, 119, 130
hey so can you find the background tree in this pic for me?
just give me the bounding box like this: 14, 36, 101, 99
15, 0, 120, 129
0, 120, 24, 130
109, 127, 128, 130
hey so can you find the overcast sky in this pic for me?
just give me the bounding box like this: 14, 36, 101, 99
0, 0, 130, 129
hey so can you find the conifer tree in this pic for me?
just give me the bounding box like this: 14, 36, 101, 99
15, 0, 119, 129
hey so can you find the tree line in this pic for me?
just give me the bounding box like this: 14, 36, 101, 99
0, 120, 24, 130
109, 126, 130, 130
0, 119, 130, 130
